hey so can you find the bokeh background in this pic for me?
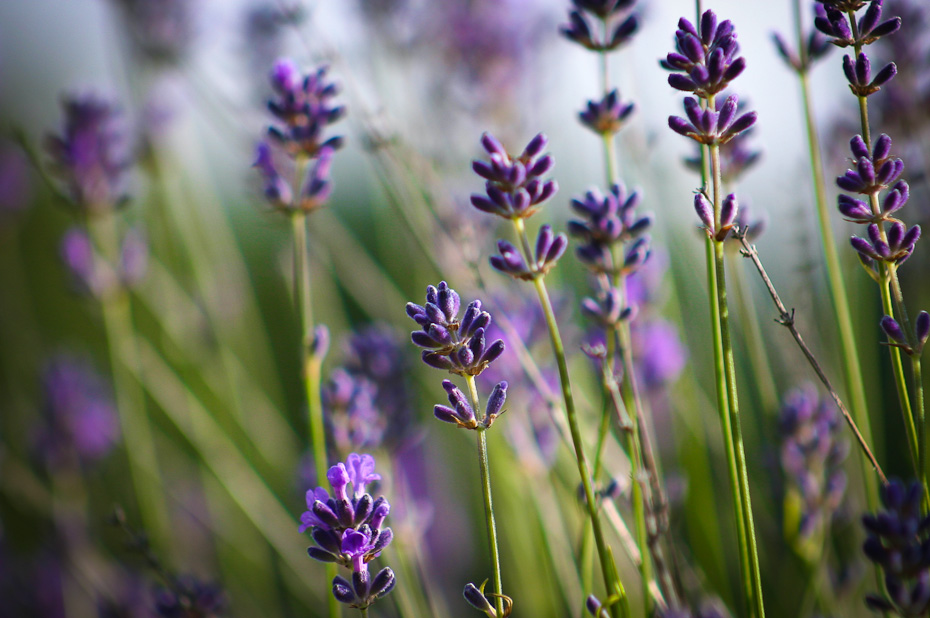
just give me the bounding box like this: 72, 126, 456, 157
1, 0, 928, 616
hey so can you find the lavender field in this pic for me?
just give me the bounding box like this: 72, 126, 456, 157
1, 0, 929, 616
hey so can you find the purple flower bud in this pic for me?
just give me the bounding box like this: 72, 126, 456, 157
484, 381, 508, 424
881, 316, 906, 344
916, 311, 930, 348
463, 583, 494, 613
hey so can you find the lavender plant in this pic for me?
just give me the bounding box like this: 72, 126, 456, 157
662, 10, 765, 618
471, 132, 630, 617
816, 0, 928, 501
302, 453, 396, 615
406, 281, 509, 616
43, 94, 170, 549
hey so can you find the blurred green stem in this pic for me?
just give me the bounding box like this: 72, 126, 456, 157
512, 218, 628, 618
915, 357, 926, 495
465, 376, 505, 618
89, 213, 170, 551
709, 137, 765, 618
290, 210, 337, 617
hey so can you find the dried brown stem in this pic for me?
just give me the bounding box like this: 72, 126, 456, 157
735, 229, 887, 485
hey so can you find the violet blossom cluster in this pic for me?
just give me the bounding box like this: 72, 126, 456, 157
301, 453, 395, 610
45, 95, 131, 214
470, 133, 570, 284
560, 0, 638, 52
662, 11, 757, 147
406, 281, 505, 378
779, 385, 849, 541
862, 479, 930, 615
45, 96, 149, 298
254, 58, 343, 213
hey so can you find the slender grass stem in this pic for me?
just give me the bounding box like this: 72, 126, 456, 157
512, 218, 628, 618
290, 209, 338, 617
709, 139, 765, 618
88, 213, 170, 551
465, 376, 505, 618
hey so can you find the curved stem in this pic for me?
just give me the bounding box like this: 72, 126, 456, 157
465, 376, 505, 618
514, 218, 628, 618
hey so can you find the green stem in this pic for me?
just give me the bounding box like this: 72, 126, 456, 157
360, 606, 369, 618
710, 140, 765, 618
914, 357, 926, 497
465, 376, 505, 618
290, 211, 338, 617
88, 214, 170, 551
512, 219, 628, 618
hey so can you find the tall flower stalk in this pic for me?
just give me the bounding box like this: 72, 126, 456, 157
472, 133, 628, 618
815, 0, 927, 498
255, 57, 344, 616
562, 1, 672, 612
774, 0, 882, 514
406, 282, 509, 617
45, 95, 169, 550
662, 11, 765, 617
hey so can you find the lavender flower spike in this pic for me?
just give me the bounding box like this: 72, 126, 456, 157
850, 222, 920, 265
843, 52, 897, 97
669, 95, 757, 146
407, 282, 505, 376
45, 95, 130, 213
561, 0, 638, 52
661, 10, 746, 98
490, 224, 567, 281
862, 479, 930, 616
579, 89, 635, 136
471, 133, 558, 220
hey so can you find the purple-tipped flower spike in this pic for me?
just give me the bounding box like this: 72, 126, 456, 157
60, 227, 147, 299
569, 182, 652, 276
433, 378, 507, 429
302, 453, 394, 587
408, 282, 505, 377
471, 132, 558, 220
45, 95, 130, 213
560, 0, 638, 52
850, 222, 920, 264
266, 60, 344, 158
862, 479, 930, 616
815, 1, 900, 48
843, 52, 897, 97
780, 385, 848, 541
581, 286, 633, 327
772, 29, 832, 73
579, 89, 635, 136
331, 567, 396, 610
836, 133, 904, 196
490, 225, 568, 281
693, 192, 739, 241
669, 95, 757, 146
323, 369, 384, 451
661, 10, 746, 98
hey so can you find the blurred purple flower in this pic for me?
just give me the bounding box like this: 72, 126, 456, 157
45, 95, 131, 213
60, 226, 148, 298
631, 319, 687, 390
661, 10, 747, 98
111, 0, 197, 63
37, 354, 119, 465
779, 385, 848, 540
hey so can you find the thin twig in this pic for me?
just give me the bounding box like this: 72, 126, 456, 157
735, 228, 887, 485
